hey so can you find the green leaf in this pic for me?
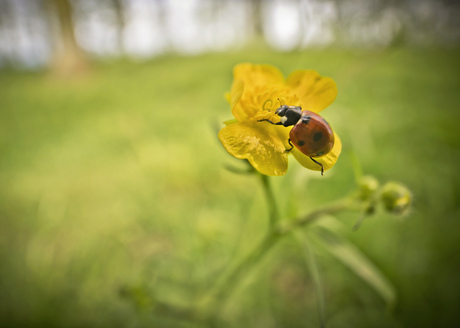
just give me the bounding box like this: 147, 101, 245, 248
315, 227, 396, 309
295, 232, 326, 328
223, 118, 238, 126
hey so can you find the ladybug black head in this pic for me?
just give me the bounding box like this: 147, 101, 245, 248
274, 105, 303, 127
275, 105, 290, 117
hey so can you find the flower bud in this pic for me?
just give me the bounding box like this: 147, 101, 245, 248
381, 182, 412, 215
358, 175, 379, 201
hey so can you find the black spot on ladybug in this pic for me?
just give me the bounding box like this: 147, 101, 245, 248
297, 140, 305, 146
301, 116, 311, 124
313, 132, 323, 142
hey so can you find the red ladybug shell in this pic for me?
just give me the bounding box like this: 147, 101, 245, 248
289, 110, 335, 157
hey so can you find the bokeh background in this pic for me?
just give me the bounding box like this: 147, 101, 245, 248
1, 0, 460, 327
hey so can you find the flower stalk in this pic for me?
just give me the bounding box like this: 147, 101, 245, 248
205, 175, 356, 321
260, 173, 281, 228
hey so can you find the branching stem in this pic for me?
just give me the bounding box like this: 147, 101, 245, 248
204, 176, 355, 322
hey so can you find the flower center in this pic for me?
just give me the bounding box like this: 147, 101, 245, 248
253, 96, 284, 122
239, 85, 299, 122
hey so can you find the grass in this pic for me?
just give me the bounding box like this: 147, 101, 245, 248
1, 46, 460, 328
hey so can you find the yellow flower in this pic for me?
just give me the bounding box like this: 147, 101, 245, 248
218, 63, 342, 176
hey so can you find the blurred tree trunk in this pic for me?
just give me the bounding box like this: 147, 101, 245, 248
156, 0, 170, 52
249, 0, 264, 39
110, 0, 125, 55
0, 0, 14, 67
47, 0, 89, 76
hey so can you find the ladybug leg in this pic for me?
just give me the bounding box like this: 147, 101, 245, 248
258, 119, 283, 125
310, 157, 324, 176
285, 138, 294, 152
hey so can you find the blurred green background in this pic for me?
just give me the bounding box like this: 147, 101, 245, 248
1, 1, 460, 328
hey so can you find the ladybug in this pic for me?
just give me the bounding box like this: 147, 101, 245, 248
259, 105, 335, 175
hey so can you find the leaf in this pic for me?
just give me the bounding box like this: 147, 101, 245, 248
315, 227, 396, 309
295, 232, 327, 328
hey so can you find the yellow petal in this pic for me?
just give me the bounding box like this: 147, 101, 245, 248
229, 79, 248, 121
286, 70, 337, 113
230, 79, 244, 110
234, 63, 285, 89
218, 121, 288, 176
291, 131, 342, 172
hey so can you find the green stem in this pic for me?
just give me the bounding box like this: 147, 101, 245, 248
204, 175, 281, 318
210, 232, 279, 310
297, 233, 326, 328
206, 201, 354, 317
277, 198, 353, 235
260, 174, 280, 228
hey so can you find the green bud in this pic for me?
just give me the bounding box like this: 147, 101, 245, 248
381, 181, 412, 215
358, 175, 380, 200
365, 202, 377, 215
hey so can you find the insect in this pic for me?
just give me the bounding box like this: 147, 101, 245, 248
258, 105, 335, 175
